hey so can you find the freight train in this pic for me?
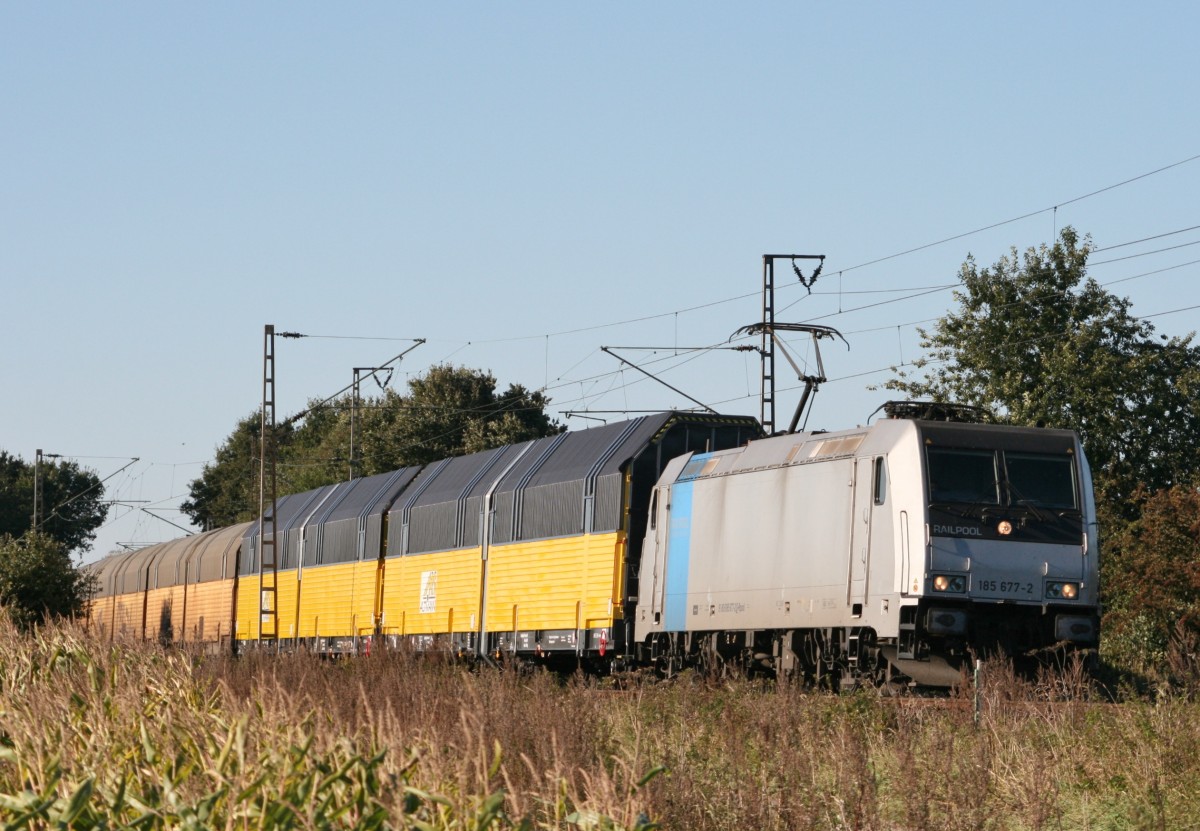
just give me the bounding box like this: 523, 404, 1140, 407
87, 405, 1100, 687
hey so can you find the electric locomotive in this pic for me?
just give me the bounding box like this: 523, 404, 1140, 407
632, 402, 1100, 685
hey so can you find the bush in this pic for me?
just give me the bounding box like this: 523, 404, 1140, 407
0, 532, 94, 629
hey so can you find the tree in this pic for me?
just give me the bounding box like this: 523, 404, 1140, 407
1101, 485, 1200, 674
0, 532, 96, 629
885, 227, 1200, 511
181, 365, 563, 529
0, 451, 110, 554
357, 367, 560, 470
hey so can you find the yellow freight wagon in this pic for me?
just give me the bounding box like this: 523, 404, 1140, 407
381, 547, 483, 639
95, 412, 757, 663
485, 532, 623, 642
236, 469, 418, 653
235, 487, 321, 648
374, 413, 760, 666
105, 545, 159, 641
86, 523, 246, 649
142, 534, 192, 644
293, 469, 417, 650
179, 522, 246, 647
380, 451, 520, 649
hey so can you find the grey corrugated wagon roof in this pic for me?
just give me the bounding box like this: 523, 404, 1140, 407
458, 442, 536, 500
308, 468, 421, 565
241, 411, 762, 557
191, 521, 252, 582
318, 468, 420, 523
89, 520, 254, 597
146, 535, 201, 590
485, 412, 761, 541
115, 546, 162, 593
492, 412, 702, 493
88, 550, 132, 598
401, 445, 513, 509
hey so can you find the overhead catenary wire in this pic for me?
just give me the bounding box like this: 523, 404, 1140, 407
406, 153, 1200, 366
824, 151, 1200, 277
426, 232, 1198, 413
736, 296, 1200, 404
430, 219, 1198, 370
412, 214, 1200, 415
838, 256, 1200, 337
1091, 223, 1200, 253
117, 155, 1200, 550
545, 242, 1197, 409
1088, 239, 1200, 267
235, 158, 1200, 425
240, 239, 1200, 460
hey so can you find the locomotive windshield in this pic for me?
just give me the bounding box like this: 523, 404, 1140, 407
927, 449, 1000, 505
927, 448, 1077, 510
1004, 452, 1077, 510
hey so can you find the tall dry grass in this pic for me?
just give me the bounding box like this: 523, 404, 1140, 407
2, 617, 1199, 829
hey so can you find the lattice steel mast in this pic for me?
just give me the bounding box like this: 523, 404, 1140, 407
257, 324, 279, 649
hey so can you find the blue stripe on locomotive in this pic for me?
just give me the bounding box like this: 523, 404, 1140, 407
664, 480, 694, 631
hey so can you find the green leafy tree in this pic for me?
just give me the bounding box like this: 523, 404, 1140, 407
885, 227, 1200, 511
0, 451, 110, 553
182, 365, 562, 529
1101, 485, 1200, 674
0, 532, 96, 629
357, 367, 559, 470
284, 398, 351, 492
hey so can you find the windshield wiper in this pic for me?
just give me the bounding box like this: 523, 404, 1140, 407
1005, 481, 1051, 523
929, 502, 986, 520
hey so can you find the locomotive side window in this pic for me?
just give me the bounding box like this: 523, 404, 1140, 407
1004, 453, 1077, 510
873, 456, 887, 505
927, 448, 1000, 505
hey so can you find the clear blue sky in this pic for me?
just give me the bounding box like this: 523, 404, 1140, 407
3, 4, 1198, 561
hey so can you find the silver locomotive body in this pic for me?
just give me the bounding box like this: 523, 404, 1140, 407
633, 417, 1100, 685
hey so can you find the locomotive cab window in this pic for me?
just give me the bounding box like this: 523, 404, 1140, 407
927, 447, 1078, 510
927, 448, 1000, 505
872, 456, 887, 505
1004, 453, 1077, 510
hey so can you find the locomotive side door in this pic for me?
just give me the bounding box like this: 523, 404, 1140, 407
848, 456, 874, 610
648, 485, 669, 620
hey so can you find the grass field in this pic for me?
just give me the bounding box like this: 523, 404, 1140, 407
1, 619, 1197, 830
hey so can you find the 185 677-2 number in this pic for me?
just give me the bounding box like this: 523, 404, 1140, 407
976, 579, 1033, 595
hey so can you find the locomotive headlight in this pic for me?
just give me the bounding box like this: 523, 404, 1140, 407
997, 520, 1013, 536
1046, 581, 1080, 600
932, 574, 966, 593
